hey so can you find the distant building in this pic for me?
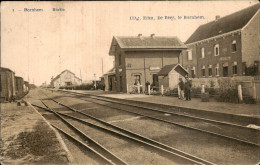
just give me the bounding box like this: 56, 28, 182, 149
51, 70, 82, 88
101, 67, 116, 91
109, 34, 187, 93
183, 3, 260, 78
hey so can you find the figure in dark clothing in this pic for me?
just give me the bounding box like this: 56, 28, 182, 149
184, 77, 192, 100
145, 81, 150, 92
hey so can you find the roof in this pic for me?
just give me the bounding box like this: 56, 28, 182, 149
0, 67, 14, 73
15, 76, 23, 79
185, 3, 260, 44
51, 69, 82, 82
109, 35, 187, 55
102, 67, 116, 77
157, 64, 188, 76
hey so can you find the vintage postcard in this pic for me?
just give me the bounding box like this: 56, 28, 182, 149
1, 1, 260, 164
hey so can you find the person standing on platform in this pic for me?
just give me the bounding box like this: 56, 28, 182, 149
184, 76, 192, 101
145, 81, 150, 93
178, 78, 184, 100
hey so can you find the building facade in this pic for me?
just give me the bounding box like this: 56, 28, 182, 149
109, 34, 187, 93
183, 3, 260, 78
51, 70, 82, 88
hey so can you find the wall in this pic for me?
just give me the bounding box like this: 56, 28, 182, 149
241, 10, 260, 69
53, 71, 82, 88
124, 51, 180, 93
182, 44, 197, 77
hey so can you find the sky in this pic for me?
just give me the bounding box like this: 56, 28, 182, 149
1, 1, 258, 85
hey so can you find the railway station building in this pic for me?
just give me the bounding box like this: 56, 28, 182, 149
109, 34, 187, 93
51, 69, 82, 88
183, 3, 260, 78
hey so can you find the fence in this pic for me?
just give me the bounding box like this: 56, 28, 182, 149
127, 76, 260, 103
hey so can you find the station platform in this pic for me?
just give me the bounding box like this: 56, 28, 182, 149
100, 93, 260, 118
68, 89, 260, 119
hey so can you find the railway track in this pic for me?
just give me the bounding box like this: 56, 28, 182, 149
33, 100, 127, 165
55, 89, 260, 147
41, 89, 260, 164
33, 94, 213, 165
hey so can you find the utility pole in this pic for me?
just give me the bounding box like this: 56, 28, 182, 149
94, 73, 96, 90
102, 58, 104, 75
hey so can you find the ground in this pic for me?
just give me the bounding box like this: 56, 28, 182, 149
0, 95, 69, 164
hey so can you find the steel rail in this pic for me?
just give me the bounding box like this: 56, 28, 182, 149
78, 96, 260, 148
36, 101, 128, 165
53, 90, 260, 147
56, 89, 258, 131
34, 102, 210, 165
41, 92, 216, 165
51, 123, 116, 165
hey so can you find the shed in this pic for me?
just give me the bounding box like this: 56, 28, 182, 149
157, 64, 188, 90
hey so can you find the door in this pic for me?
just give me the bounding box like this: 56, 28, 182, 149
223, 66, 228, 77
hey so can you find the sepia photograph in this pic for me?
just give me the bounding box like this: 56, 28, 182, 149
1, 0, 260, 164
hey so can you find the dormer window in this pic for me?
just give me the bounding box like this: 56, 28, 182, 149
232, 40, 237, 52
214, 44, 219, 56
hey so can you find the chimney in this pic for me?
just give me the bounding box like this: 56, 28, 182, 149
215, 15, 220, 20
138, 34, 142, 37
151, 34, 155, 38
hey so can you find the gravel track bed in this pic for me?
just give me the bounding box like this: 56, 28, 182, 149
62, 116, 186, 165
86, 97, 260, 145
34, 106, 101, 164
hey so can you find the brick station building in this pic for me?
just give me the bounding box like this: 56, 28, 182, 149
109, 34, 187, 93
183, 3, 260, 78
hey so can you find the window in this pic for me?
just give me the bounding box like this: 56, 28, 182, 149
134, 75, 141, 85
215, 64, 219, 76
223, 63, 228, 77
233, 61, 237, 75
202, 65, 205, 77
232, 40, 237, 52
214, 44, 219, 56
191, 67, 195, 78
208, 65, 212, 77
201, 48, 205, 58
187, 50, 192, 60
118, 54, 122, 66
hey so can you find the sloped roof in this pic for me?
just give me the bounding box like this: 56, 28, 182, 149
185, 3, 260, 44
109, 35, 187, 55
1, 67, 14, 73
101, 67, 115, 77
51, 69, 82, 82
157, 64, 188, 76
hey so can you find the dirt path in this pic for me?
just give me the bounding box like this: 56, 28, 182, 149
0, 90, 69, 164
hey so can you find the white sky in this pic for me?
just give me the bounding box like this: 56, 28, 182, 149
1, 1, 258, 85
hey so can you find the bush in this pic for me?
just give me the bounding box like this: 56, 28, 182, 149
216, 88, 238, 103
74, 83, 93, 90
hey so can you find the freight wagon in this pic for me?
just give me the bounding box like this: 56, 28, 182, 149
0, 67, 16, 102
15, 76, 24, 99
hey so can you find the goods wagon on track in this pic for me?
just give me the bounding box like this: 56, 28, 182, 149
15, 76, 24, 99
0, 67, 16, 102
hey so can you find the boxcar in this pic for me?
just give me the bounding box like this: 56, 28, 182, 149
0, 67, 16, 102
15, 76, 24, 99
24, 81, 29, 93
